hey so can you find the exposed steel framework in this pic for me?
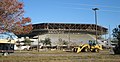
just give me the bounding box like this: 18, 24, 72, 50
17, 23, 108, 37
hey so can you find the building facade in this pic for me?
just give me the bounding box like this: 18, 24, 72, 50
17, 23, 108, 46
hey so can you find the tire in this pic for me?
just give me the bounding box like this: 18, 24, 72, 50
24, 48, 28, 50
95, 49, 99, 52
2, 52, 8, 56
72, 48, 78, 52
84, 47, 90, 52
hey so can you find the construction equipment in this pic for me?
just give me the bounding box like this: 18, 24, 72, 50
72, 40, 103, 53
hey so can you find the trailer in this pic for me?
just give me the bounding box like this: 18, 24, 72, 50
0, 39, 16, 56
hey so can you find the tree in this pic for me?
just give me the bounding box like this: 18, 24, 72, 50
62, 40, 69, 45
112, 25, 120, 54
57, 38, 69, 45
24, 38, 32, 46
112, 25, 120, 45
0, 0, 32, 35
41, 38, 51, 46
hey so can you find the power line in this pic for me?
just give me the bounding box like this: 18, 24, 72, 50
65, 3, 120, 9
63, 7, 120, 13
99, 9, 120, 13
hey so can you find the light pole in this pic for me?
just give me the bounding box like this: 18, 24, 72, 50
92, 8, 99, 42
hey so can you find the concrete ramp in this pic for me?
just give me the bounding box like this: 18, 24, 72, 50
87, 34, 107, 47
97, 40, 106, 46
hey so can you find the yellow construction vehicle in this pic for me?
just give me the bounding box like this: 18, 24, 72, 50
72, 40, 103, 53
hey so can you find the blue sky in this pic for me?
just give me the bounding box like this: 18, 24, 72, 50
23, 0, 120, 34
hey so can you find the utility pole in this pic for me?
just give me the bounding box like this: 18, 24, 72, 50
108, 25, 111, 47
68, 25, 71, 43
37, 35, 40, 52
92, 8, 99, 42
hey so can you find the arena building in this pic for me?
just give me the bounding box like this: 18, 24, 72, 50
17, 23, 108, 46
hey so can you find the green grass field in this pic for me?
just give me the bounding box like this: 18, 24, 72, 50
0, 49, 120, 62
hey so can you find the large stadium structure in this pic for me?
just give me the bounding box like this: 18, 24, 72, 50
17, 23, 108, 46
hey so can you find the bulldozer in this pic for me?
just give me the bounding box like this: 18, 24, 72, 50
72, 40, 103, 53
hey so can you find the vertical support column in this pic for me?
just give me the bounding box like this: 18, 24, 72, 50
37, 35, 40, 52
68, 25, 70, 43
108, 25, 111, 47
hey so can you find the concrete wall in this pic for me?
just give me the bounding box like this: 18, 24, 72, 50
31, 33, 96, 46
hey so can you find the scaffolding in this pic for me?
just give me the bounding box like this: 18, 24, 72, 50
17, 23, 108, 37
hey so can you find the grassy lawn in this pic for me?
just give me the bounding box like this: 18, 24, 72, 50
14, 50, 68, 54
0, 49, 120, 62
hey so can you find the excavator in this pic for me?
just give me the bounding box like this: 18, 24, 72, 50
72, 40, 103, 53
